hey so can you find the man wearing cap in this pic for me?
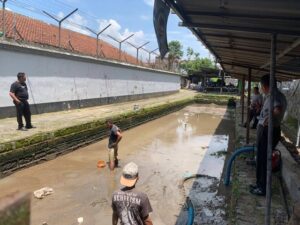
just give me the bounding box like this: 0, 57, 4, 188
9, 72, 35, 131
250, 74, 287, 196
106, 119, 122, 170
112, 162, 153, 225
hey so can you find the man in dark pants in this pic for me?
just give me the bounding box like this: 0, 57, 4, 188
9, 72, 35, 131
250, 75, 287, 196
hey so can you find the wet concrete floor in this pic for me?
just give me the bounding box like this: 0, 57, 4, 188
0, 104, 233, 225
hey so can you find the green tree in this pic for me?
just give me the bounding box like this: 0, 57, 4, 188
167, 40, 183, 70
181, 47, 216, 74
186, 47, 194, 60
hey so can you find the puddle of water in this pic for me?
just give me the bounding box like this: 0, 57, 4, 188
0, 105, 233, 225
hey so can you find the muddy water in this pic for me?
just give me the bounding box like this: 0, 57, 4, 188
0, 104, 233, 225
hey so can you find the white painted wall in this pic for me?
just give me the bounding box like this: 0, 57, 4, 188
0, 48, 180, 107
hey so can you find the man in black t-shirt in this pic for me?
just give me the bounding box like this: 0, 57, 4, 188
9, 72, 35, 131
112, 162, 153, 225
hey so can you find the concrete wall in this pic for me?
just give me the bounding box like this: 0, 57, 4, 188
281, 80, 300, 145
281, 80, 300, 120
0, 43, 181, 117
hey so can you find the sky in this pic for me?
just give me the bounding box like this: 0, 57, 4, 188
5, 0, 211, 61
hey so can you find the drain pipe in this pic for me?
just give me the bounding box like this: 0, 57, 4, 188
224, 146, 255, 186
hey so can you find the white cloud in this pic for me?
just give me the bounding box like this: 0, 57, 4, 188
58, 12, 91, 36
57, 12, 64, 19
97, 19, 151, 61
144, 0, 154, 7
6, 7, 12, 11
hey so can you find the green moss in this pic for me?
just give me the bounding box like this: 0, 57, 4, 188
0, 203, 30, 225
0, 143, 14, 153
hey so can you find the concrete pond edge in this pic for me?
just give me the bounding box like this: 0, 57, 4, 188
0, 94, 237, 177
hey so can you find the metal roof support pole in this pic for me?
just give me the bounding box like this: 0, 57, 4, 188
260, 37, 300, 69
296, 121, 300, 147
1, 0, 8, 39
265, 33, 277, 225
246, 68, 252, 144
241, 75, 245, 125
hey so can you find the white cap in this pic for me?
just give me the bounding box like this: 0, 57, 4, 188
120, 162, 139, 187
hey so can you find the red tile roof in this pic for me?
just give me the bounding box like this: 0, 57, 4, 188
0, 10, 139, 65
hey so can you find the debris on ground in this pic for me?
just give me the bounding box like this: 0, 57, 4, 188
77, 217, 84, 224
33, 187, 54, 199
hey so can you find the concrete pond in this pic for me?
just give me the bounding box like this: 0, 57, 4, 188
0, 104, 235, 225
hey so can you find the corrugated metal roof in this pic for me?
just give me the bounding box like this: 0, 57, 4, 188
165, 0, 300, 81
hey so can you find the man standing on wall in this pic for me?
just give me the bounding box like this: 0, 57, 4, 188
112, 162, 153, 225
244, 86, 263, 129
250, 74, 287, 196
9, 72, 35, 131
106, 119, 122, 170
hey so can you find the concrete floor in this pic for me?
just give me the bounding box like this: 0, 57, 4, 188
231, 103, 291, 225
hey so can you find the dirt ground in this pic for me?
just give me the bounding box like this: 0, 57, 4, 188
0, 104, 234, 225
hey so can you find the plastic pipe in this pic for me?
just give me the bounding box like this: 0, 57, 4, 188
186, 197, 194, 225
224, 146, 255, 186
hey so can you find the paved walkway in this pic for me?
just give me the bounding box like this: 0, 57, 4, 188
231, 103, 290, 225
0, 90, 196, 143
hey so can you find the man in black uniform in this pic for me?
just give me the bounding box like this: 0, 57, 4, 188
9, 72, 35, 131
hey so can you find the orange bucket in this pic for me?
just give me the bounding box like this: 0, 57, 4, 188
97, 160, 106, 168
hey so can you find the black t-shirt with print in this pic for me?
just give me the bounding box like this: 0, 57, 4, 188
112, 187, 153, 225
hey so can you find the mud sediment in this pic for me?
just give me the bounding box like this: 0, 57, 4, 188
0, 104, 234, 225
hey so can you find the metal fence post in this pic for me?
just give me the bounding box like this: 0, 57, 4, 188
1, 0, 8, 39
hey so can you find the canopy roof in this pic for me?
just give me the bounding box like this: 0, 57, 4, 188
165, 0, 300, 81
